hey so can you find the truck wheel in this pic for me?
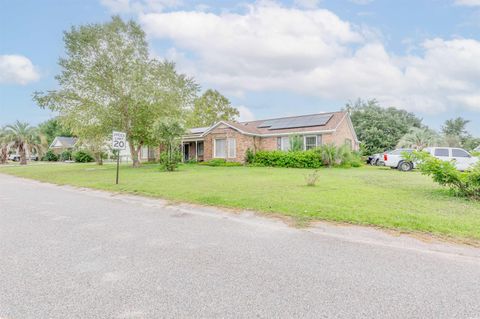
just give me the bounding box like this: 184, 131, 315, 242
398, 161, 413, 172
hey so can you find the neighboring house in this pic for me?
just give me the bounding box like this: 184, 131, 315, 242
49, 137, 78, 154
181, 111, 359, 163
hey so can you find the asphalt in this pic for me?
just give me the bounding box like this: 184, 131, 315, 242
1, 173, 480, 319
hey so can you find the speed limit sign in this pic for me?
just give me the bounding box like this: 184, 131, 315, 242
112, 131, 126, 150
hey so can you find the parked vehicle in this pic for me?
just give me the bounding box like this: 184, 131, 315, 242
423, 147, 478, 171
8, 154, 20, 161
383, 149, 415, 171
367, 153, 385, 166
7, 154, 39, 162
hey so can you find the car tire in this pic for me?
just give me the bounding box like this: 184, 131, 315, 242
398, 161, 413, 172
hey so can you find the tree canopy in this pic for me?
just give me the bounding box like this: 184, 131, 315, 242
345, 99, 423, 155
187, 89, 239, 128
38, 118, 73, 146
33, 16, 198, 167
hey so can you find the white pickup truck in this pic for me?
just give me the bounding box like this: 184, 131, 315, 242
384, 147, 478, 172
383, 149, 415, 171
423, 147, 478, 171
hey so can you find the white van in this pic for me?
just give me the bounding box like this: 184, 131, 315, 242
423, 147, 478, 171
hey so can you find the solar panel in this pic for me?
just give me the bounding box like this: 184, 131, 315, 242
257, 114, 333, 130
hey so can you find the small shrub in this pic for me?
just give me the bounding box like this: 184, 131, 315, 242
159, 150, 182, 171
245, 148, 255, 164
289, 134, 304, 152
305, 170, 320, 186
413, 151, 480, 200
60, 150, 72, 161
73, 150, 94, 163
42, 150, 58, 162
316, 144, 338, 167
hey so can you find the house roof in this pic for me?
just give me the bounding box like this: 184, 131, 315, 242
184, 111, 349, 139
226, 111, 346, 135
50, 136, 77, 149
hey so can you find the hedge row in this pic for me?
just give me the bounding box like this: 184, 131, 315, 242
250, 150, 324, 168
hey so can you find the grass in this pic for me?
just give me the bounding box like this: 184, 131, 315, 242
1, 162, 480, 243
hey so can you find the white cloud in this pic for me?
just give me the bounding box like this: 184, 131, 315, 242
454, 0, 480, 6
294, 0, 320, 9
100, 0, 182, 13
140, 1, 480, 114
0, 55, 40, 85
237, 105, 256, 122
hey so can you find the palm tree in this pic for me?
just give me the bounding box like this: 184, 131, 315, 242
4, 121, 42, 165
0, 127, 9, 164
397, 127, 440, 150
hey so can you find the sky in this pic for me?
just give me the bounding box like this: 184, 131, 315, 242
1, 0, 479, 135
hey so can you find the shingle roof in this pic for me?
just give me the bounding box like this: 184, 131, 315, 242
184, 111, 348, 139
50, 136, 77, 148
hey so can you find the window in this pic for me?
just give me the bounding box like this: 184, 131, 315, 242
452, 149, 470, 158
228, 138, 236, 158
214, 139, 226, 158
214, 138, 236, 158
197, 142, 204, 156
304, 136, 317, 150
141, 146, 149, 159
277, 136, 290, 151
391, 149, 413, 155
434, 148, 449, 157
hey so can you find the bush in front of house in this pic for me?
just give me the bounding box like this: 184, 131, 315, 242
200, 159, 243, 167
159, 150, 182, 171
42, 150, 58, 162
413, 151, 480, 200
247, 145, 363, 169
73, 150, 94, 163
60, 150, 72, 161
251, 150, 323, 168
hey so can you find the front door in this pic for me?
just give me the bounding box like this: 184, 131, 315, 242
184, 144, 189, 162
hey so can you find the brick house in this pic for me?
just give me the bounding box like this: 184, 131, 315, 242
181, 111, 359, 163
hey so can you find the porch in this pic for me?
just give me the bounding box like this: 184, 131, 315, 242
182, 140, 204, 162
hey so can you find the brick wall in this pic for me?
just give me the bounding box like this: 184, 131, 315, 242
328, 116, 359, 150
203, 125, 256, 163
201, 116, 359, 163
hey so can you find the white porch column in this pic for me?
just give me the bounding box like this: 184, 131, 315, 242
195, 141, 198, 161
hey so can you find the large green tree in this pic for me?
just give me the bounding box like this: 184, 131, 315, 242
345, 99, 423, 155
397, 127, 440, 150
187, 89, 239, 128
38, 118, 73, 146
34, 16, 198, 167
441, 117, 479, 150
442, 117, 469, 137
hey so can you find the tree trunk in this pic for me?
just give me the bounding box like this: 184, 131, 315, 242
95, 152, 103, 165
19, 144, 27, 165
0, 145, 7, 164
129, 139, 140, 168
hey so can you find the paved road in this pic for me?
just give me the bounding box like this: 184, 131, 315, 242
1, 174, 480, 319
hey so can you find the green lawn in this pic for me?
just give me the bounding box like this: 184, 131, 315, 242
1, 162, 479, 243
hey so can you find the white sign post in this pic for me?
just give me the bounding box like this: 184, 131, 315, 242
112, 131, 126, 184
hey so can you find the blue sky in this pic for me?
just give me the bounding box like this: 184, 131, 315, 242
1, 0, 479, 135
